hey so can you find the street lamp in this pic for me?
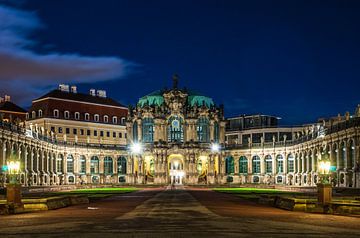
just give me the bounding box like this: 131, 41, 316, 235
130, 142, 143, 155
6, 152, 24, 213
317, 159, 332, 206
211, 143, 220, 153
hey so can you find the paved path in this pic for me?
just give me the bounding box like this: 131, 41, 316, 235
0, 187, 359, 237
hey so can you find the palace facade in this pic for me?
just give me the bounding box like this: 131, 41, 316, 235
0, 80, 359, 188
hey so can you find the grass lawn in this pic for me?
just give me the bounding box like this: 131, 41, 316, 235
26, 187, 139, 200
213, 188, 303, 200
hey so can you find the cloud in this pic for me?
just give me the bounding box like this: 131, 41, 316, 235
0, 4, 133, 105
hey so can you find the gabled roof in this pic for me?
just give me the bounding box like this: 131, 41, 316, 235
34, 90, 126, 108
0, 101, 27, 113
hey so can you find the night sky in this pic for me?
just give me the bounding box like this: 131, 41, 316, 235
1, 0, 360, 125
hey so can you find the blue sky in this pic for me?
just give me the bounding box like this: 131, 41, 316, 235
0, 0, 359, 125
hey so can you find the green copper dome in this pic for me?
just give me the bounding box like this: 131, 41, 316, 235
138, 90, 165, 107
137, 89, 214, 108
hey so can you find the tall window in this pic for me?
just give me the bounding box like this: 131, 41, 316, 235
133, 121, 138, 142
239, 156, 248, 174
79, 155, 86, 174
104, 157, 113, 175
142, 118, 154, 143
276, 154, 284, 173
104, 115, 109, 123
38, 110, 43, 117
265, 155, 272, 173
56, 154, 64, 173
214, 121, 220, 143
252, 155, 261, 174
225, 156, 234, 175
349, 140, 355, 168
167, 115, 184, 142
117, 156, 127, 174
90, 156, 99, 174
67, 154, 74, 173
197, 117, 210, 142
85, 113, 90, 121
32, 111, 36, 118
287, 154, 295, 172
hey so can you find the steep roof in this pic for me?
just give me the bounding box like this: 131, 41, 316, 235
35, 90, 126, 108
0, 101, 27, 113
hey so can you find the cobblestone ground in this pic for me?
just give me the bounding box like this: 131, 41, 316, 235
0, 187, 359, 237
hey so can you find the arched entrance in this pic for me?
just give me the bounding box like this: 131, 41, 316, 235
168, 154, 185, 185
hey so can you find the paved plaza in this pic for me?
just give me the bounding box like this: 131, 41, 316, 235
0, 187, 360, 237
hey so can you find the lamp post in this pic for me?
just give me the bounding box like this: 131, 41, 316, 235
130, 143, 143, 184
317, 159, 332, 206
6, 152, 24, 213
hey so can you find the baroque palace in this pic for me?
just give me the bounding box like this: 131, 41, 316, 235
0, 78, 359, 188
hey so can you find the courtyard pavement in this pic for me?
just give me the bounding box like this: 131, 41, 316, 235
0, 186, 359, 237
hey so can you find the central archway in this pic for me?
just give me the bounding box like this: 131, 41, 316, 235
168, 154, 185, 185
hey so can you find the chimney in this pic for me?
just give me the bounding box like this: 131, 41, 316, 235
4, 95, 10, 102
71, 85, 77, 93
90, 89, 96, 96
97, 90, 107, 98
59, 84, 70, 92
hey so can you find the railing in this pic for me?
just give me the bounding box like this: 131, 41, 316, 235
225, 117, 360, 150
0, 121, 127, 151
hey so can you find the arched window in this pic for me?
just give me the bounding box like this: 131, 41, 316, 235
265, 155, 272, 173
340, 142, 346, 169
287, 154, 294, 172
112, 116, 118, 124
214, 121, 220, 143
85, 113, 90, 121
38, 110, 43, 117
225, 156, 234, 175
104, 157, 113, 175
121, 117, 126, 125
104, 115, 109, 123
252, 155, 261, 174
79, 155, 86, 174
67, 154, 74, 173
348, 140, 355, 169
57, 154, 64, 173
32, 111, 36, 119
53, 109, 59, 118
75, 112, 80, 120
276, 154, 284, 173
142, 118, 154, 143
239, 156, 248, 174
133, 121, 138, 142
94, 114, 99, 122
64, 111, 70, 119
197, 160, 203, 175
167, 115, 184, 142
197, 117, 209, 142
90, 156, 99, 174
117, 156, 127, 175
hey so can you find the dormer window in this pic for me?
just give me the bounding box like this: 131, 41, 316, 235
75, 112, 80, 120
121, 117, 126, 125
64, 111, 70, 119
112, 116, 118, 124
94, 114, 99, 122
53, 109, 59, 118
104, 115, 109, 123
38, 110, 43, 117
85, 113, 90, 121
32, 111, 36, 119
